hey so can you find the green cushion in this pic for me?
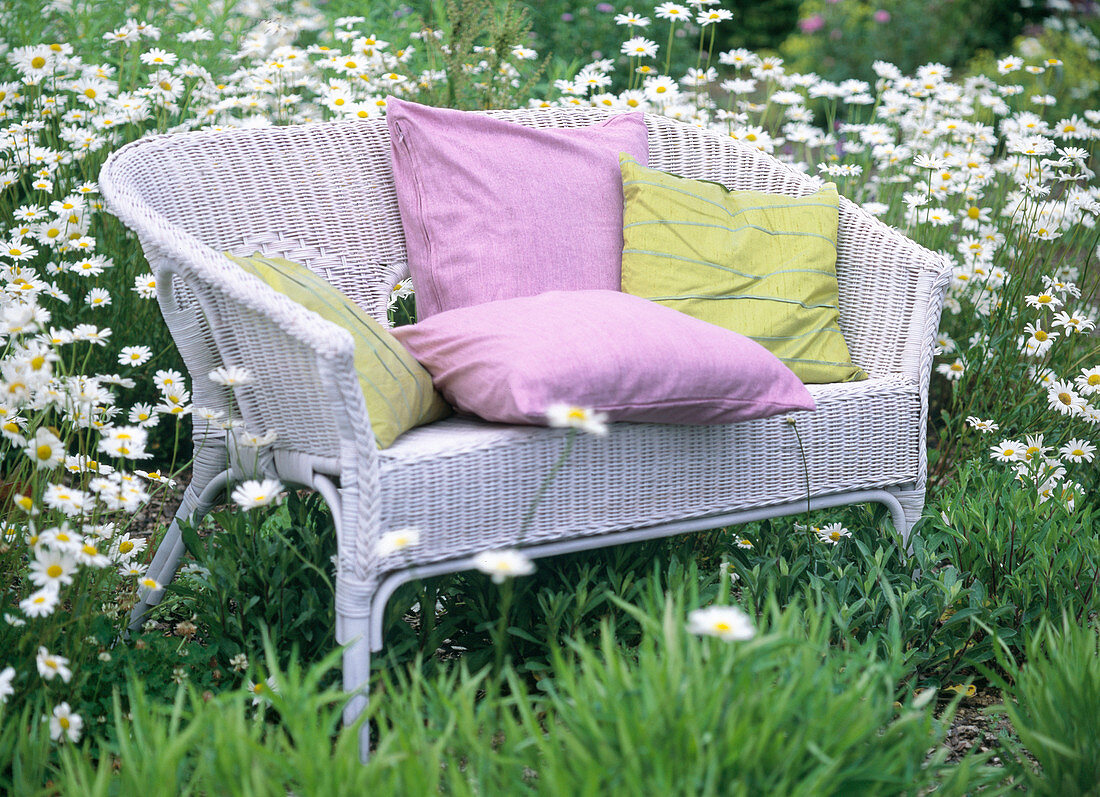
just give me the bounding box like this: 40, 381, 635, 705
619, 154, 866, 384
224, 252, 450, 448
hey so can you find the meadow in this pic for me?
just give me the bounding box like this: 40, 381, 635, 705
0, 0, 1099, 793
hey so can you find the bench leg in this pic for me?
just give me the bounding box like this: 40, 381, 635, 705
890, 487, 925, 555
128, 467, 230, 632
338, 614, 374, 763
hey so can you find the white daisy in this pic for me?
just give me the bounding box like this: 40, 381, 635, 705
1059, 438, 1095, 463
1047, 380, 1086, 416
472, 549, 535, 583
48, 702, 83, 743
0, 666, 13, 703
686, 605, 755, 641
230, 478, 284, 510
546, 404, 608, 436
376, 528, 421, 556
36, 647, 72, 683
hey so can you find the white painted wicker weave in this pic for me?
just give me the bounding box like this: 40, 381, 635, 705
99, 108, 952, 761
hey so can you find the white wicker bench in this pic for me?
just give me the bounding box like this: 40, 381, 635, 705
99, 108, 951, 760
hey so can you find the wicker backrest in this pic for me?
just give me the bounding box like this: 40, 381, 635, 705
103, 109, 944, 392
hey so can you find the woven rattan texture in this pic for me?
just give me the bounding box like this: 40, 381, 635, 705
376, 378, 920, 572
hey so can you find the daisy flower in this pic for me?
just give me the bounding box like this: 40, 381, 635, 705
247, 675, 279, 706
1052, 310, 1096, 335
990, 439, 1024, 462
1059, 439, 1095, 463
472, 549, 535, 583
48, 702, 83, 743
696, 8, 733, 25
231, 478, 285, 510
376, 528, 421, 556
20, 587, 59, 618
1021, 322, 1057, 357
209, 365, 254, 386
1047, 380, 1086, 416
965, 416, 999, 432
36, 647, 72, 683
1024, 284, 1060, 305
936, 359, 966, 381
1075, 367, 1100, 396
654, 3, 691, 21
686, 605, 755, 641
28, 548, 77, 589
118, 345, 152, 367
621, 37, 659, 58
546, 404, 609, 436
0, 667, 13, 703
614, 12, 650, 26
816, 523, 852, 544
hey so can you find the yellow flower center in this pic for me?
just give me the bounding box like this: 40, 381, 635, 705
31, 56, 46, 69
1059, 392, 1072, 405
37, 444, 52, 460
714, 622, 731, 632
1072, 448, 1084, 457
1034, 330, 1048, 341
950, 363, 963, 371
967, 206, 981, 219
49, 43, 63, 52
59, 717, 70, 729
119, 540, 134, 554
47, 564, 63, 578
1088, 375, 1100, 386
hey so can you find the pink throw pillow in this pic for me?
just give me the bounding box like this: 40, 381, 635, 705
391, 290, 816, 426
385, 97, 649, 319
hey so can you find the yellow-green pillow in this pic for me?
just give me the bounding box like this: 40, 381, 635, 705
619, 155, 866, 384
224, 252, 450, 448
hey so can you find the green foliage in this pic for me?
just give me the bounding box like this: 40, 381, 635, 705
932, 463, 1100, 631
521, 591, 991, 795
989, 617, 1100, 795
412, 0, 547, 110
782, 0, 1044, 84
22, 600, 1007, 795
170, 491, 337, 672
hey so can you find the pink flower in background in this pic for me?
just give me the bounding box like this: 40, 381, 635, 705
596, 2, 614, 11
873, 9, 891, 22
799, 14, 825, 33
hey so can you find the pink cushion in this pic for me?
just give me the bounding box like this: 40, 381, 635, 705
391, 290, 816, 426
385, 98, 649, 319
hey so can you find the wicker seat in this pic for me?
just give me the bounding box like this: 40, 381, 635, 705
99, 108, 951, 761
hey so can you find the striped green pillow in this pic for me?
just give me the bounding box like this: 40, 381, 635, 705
619, 155, 866, 384
225, 252, 450, 448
